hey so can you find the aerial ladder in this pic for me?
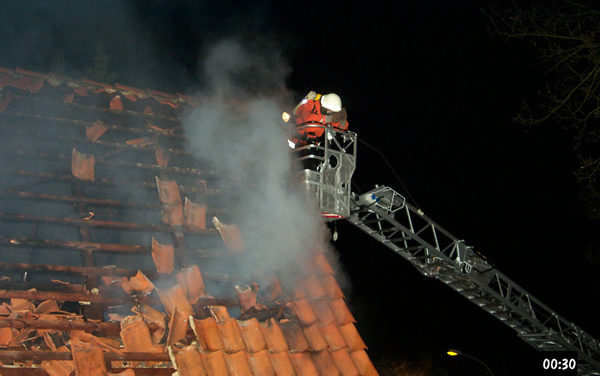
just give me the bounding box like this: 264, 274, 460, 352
290, 124, 600, 375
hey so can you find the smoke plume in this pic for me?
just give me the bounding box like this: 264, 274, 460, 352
184, 38, 337, 291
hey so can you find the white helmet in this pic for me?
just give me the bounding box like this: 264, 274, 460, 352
321, 93, 342, 112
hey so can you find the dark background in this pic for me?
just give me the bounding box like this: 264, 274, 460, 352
1, 1, 597, 375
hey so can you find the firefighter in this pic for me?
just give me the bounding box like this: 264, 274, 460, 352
289, 91, 349, 141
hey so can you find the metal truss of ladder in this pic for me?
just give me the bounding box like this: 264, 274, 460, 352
346, 195, 600, 375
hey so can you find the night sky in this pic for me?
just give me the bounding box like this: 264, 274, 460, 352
1, 1, 598, 375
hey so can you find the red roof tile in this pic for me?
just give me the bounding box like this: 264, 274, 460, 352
176, 265, 207, 303
225, 350, 254, 376
169, 344, 208, 376
289, 352, 320, 376
120, 315, 163, 354
85, 123, 108, 142
184, 197, 207, 230
350, 350, 378, 376
70, 338, 107, 376
156, 284, 195, 318
312, 252, 335, 276
151, 237, 175, 274
330, 349, 360, 376
110, 95, 124, 111
319, 323, 347, 351
155, 147, 170, 167
280, 319, 310, 353
339, 323, 367, 351
191, 317, 224, 352
71, 147, 95, 182
312, 299, 337, 327
212, 217, 246, 253
320, 275, 344, 300
235, 283, 260, 313
203, 349, 229, 376
268, 351, 296, 376
218, 318, 245, 353
238, 318, 267, 353
291, 299, 318, 326
302, 273, 327, 300
208, 305, 231, 322
247, 349, 275, 376
167, 307, 190, 346
302, 324, 328, 352
312, 350, 341, 376
329, 299, 355, 325
260, 318, 288, 353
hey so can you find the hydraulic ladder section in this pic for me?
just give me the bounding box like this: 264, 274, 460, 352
346, 187, 600, 375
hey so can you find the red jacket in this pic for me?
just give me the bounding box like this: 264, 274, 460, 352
294, 96, 327, 137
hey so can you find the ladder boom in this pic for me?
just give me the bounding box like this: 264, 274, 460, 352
347, 189, 600, 375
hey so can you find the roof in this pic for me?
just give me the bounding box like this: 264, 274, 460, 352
0, 66, 379, 376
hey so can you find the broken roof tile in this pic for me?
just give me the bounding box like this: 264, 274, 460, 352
247, 349, 275, 376
302, 324, 327, 352
71, 147, 95, 182
291, 299, 318, 326
167, 307, 190, 346
169, 344, 207, 376
191, 316, 224, 352
120, 315, 163, 354
225, 350, 253, 376
350, 350, 379, 376
339, 323, 367, 351
156, 176, 182, 205
110, 95, 123, 111
41, 346, 75, 376
329, 299, 355, 325
312, 299, 336, 327
212, 216, 246, 253
312, 350, 340, 376
320, 274, 345, 300
259, 318, 288, 353
155, 147, 170, 167
161, 201, 184, 226
319, 323, 347, 351
131, 303, 166, 344
238, 318, 267, 353
279, 319, 309, 353
176, 265, 206, 303
0, 327, 15, 347
268, 351, 296, 376
184, 197, 207, 231
125, 137, 152, 147
235, 283, 259, 313
289, 352, 320, 376
202, 349, 229, 376
36, 300, 59, 314
330, 349, 360, 376
217, 318, 245, 353
86, 122, 108, 142
302, 273, 327, 300
70, 338, 108, 376
156, 284, 195, 318
208, 305, 231, 323
121, 270, 154, 295
151, 237, 174, 274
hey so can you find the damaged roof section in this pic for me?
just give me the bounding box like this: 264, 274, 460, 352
0, 66, 379, 375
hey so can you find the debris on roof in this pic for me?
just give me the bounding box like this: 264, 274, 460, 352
0, 65, 380, 375
212, 216, 246, 253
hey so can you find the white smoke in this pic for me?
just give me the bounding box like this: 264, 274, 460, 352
184, 38, 332, 288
